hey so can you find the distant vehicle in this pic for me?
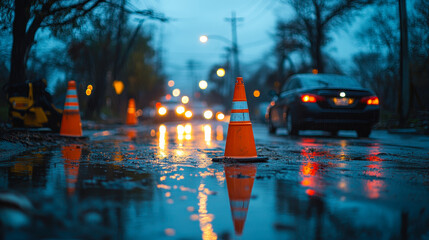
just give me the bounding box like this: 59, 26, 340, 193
267, 73, 380, 137
154, 99, 219, 121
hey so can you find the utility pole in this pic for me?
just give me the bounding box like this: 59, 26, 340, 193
398, 0, 410, 125
225, 11, 243, 98
187, 60, 197, 98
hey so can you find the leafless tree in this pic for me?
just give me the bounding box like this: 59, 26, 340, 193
0, 0, 166, 87
281, 0, 377, 73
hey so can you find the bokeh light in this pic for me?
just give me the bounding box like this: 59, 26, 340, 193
185, 110, 193, 119
216, 112, 225, 121
172, 88, 181, 97
199, 35, 208, 43
203, 110, 213, 119
176, 106, 185, 115
158, 107, 167, 116
253, 90, 260, 98
216, 68, 225, 77
199, 80, 208, 90
181, 96, 189, 104
168, 80, 175, 87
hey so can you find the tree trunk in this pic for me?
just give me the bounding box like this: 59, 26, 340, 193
315, 3, 324, 73
315, 30, 324, 73
9, 0, 31, 86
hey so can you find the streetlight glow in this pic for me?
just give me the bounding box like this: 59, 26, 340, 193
199, 35, 208, 43
168, 80, 175, 87
181, 96, 189, 104
199, 80, 208, 90
216, 68, 225, 77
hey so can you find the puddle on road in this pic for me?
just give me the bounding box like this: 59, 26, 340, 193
1, 123, 429, 239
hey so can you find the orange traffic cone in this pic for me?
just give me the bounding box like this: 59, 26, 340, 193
62, 144, 82, 196
225, 164, 257, 236
60, 80, 82, 137
126, 98, 138, 125
213, 77, 267, 162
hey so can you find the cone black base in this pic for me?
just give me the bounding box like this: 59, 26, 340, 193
212, 156, 268, 163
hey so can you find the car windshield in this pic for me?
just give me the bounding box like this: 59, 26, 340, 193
299, 74, 363, 89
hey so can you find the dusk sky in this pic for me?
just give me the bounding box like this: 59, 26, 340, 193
141, 0, 363, 95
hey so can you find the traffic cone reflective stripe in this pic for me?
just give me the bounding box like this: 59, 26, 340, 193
60, 80, 82, 137
213, 77, 267, 162
64, 88, 79, 111
126, 98, 138, 125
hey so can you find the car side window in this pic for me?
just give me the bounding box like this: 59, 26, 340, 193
282, 78, 301, 92
290, 79, 301, 90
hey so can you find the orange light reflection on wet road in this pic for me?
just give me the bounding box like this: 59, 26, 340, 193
197, 183, 217, 240
177, 124, 185, 142
300, 148, 322, 196
216, 125, 223, 141
62, 144, 82, 195
204, 125, 211, 146
158, 125, 167, 158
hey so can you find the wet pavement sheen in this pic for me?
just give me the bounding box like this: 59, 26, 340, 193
1, 121, 429, 239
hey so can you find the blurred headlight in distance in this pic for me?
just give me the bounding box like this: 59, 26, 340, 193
185, 110, 193, 119
215, 112, 225, 121
158, 107, 167, 116
176, 106, 185, 115
203, 110, 213, 119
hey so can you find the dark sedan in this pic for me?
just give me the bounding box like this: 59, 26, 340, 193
267, 73, 380, 137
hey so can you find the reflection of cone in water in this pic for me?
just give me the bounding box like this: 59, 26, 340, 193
62, 144, 82, 195
225, 164, 257, 236
126, 98, 138, 125
126, 128, 137, 140
213, 77, 267, 162
60, 81, 82, 137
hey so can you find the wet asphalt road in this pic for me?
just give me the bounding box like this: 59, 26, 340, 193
1, 120, 429, 240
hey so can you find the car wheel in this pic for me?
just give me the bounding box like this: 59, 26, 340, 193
356, 127, 372, 138
268, 116, 277, 134
286, 110, 299, 136
268, 110, 277, 134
